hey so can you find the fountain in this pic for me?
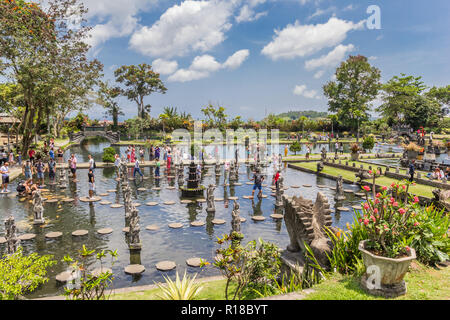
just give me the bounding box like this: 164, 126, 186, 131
180, 161, 205, 197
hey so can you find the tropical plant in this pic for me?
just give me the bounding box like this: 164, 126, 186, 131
155, 271, 203, 300
402, 142, 422, 152
362, 135, 376, 151
289, 141, 302, 155
102, 147, 116, 163
350, 143, 360, 153
62, 245, 118, 300
0, 247, 56, 300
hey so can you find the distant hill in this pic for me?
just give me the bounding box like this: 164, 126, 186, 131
277, 110, 328, 120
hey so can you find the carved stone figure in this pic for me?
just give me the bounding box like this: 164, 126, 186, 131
317, 161, 324, 172
32, 190, 45, 224
321, 147, 327, 161
275, 176, 284, 207
58, 167, 67, 189
128, 206, 141, 250
283, 192, 333, 268
123, 185, 133, 219
355, 169, 371, 184
231, 200, 241, 234
4, 215, 20, 254
206, 184, 216, 213
432, 189, 450, 211
334, 175, 346, 201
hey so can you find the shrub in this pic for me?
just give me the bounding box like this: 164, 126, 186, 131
102, 147, 116, 163
362, 135, 376, 151
289, 141, 302, 155
156, 271, 203, 300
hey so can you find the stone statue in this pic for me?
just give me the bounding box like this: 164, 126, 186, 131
215, 161, 221, 176
4, 215, 20, 254
58, 167, 67, 189
432, 188, 450, 212
334, 175, 345, 201
355, 169, 371, 184
128, 205, 142, 250
321, 147, 327, 161
283, 192, 333, 268
231, 200, 241, 234
229, 161, 237, 181
123, 185, 133, 219
317, 161, 324, 172
206, 184, 216, 213
275, 176, 284, 207
32, 190, 45, 225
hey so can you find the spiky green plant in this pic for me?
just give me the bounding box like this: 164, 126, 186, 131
156, 271, 203, 300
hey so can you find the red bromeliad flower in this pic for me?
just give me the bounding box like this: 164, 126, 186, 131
393, 202, 399, 207
370, 215, 376, 223
363, 219, 369, 226
363, 202, 370, 210
413, 196, 419, 203
398, 208, 406, 215
382, 186, 388, 191
362, 185, 371, 192
376, 192, 382, 198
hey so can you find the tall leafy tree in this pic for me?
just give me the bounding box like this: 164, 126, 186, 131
97, 81, 123, 131
201, 104, 227, 130
114, 64, 167, 119
323, 55, 381, 141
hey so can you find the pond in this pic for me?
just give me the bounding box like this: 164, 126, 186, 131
2, 140, 372, 299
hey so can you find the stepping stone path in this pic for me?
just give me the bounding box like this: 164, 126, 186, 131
344, 189, 354, 193
228, 196, 239, 200
291, 185, 300, 189
132, 202, 141, 207
107, 189, 117, 193
243, 195, 254, 199
146, 202, 158, 206
62, 198, 75, 203
152, 187, 161, 191
355, 192, 365, 197
164, 201, 176, 205
91, 267, 112, 277
110, 203, 123, 208
190, 221, 205, 227
45, 199, 59, 203
168, 223, 183, 229
240, 217, 246, 223
214, 198, 224, 202
124, 264, 145, 275
336, 207, 350, 212
303, 184, 312, 188
270, 214, 284, 219
233, 183, 243, 186
352, 205, 363, 210
72, 230, 88, 237
252, 216, 266, 221
317, 185, 327, 188
137, 188, 147, 191
260, 194, 268, 198
156, 261, 176, 271
145, 225, 159, 231
97, 228, 113, 235
45, 231, 63, 239
196, 199, 207, 203
212, 219, 226, 225
98, 193, 109, 197
166, 186, 176, 190
180, 200, 193, 204
18, 233, 36, 241
79, 197, 101, 202
99, 200, 112, 205
186, 258, 202, 267
246, 182, 253, 185
0, 237, 6, 244
56, 271, 76, 283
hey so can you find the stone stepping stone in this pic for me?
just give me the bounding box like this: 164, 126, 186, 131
214, 198, 224, 202
355, 192, 365, 197
0, 236, 6, 244
329, 187, 336, 190
166, 186, 176, 190
152, 187, 161, 191
137, 188, 147, 191
145, 225, 159, 231
79, 197, 101, 202
352, 205, 363, 210
212, 219, 226, 225
132, 202, 141, 207
110, 203, 123, 208
122, 227, 130, 233
99, 200, 112, 205
56, 271, 76, 283
168, 222, 183, 229
163, 201, 176, 205
186, 257, 202, 268
344, 189, 354, 193
18, 233, 36, 241
252, 216, 266, 221
72, 230, 88, 237
45, 231, 63, 239
98, 193, 109, 197
302, 184, 312, 188
62, 198, 75, 203
243, 195, 254, 199
260, 194, 268, 198
180, 200, 193, 204
190, 221, 205, 227
270, 214, 284, 219
124, 264, 145, 275
91, 267, 112, 277
290, 185, 300, 189
246, 182, 253, 185
45, 199, 59, 203
0, 191, 11, 194
336, 207, 350, 212
156, 261, 176, 271
233, 183, 243, 186
240, 217, 246, 223
107, 189, 117, 193
196, 198, 207, 203
19, 198, 27, 202
97, 228, 113, 235
166, 175, 175, 179
146, 202, 158, 206
228, 196, 239, 200
317, 185, 327, 188
128, 178, 135, 181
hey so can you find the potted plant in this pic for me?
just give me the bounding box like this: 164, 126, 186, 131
402, 142, 421, 160
358, 178, 419, 297
350, 143, 359, 161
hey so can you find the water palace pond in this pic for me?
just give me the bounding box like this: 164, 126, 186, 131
0, 139, 433, 298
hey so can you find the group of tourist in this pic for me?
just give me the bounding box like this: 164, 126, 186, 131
426, 166, 450, 181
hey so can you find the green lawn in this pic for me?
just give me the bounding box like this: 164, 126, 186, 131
292, 161, 435, 198
304, 262, 450, 300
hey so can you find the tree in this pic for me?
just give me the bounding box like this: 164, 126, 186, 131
201, 104, 227, 130
289, 141, 302, 155
114, 64, 167, 119
97, 81, 123, 131
323, 55, 381, 142
426, 85, 450, 116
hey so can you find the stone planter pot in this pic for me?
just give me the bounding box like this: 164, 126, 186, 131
351, 152, 359, 161
407, 150, 418, 160
358, 240, 416, 298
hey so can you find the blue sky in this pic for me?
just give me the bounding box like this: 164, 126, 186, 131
74, 0, 450, 121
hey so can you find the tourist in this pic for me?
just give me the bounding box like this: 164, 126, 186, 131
1, 161, 10, 192
126, 146, 131, 163
28, 148, 35, 165
196, 163, 202, 180
155, 146, 160, 160
149, 145, 154, 161
48, 157, 56, 183
133, 158, 144, 178
8, 150, 14, 166
131, 146, 136, 163
69, 154, 77, 181
114, 154, 121, 178
155, 160, 161, 178
34, 158, 46, 186
339, 142, 344, 155
139, 148, 145, 162
306, 145, 311, 160
88, 154, 95, 172
0, 149, 7, 166
57, 147, 64, 163
166, 150, 172, 170
273, 170, 280, 189
251, 168, 264, 199
88, 168, 95, 198
439, 167, 445, 181
22, 160, 33, 180
284, 145, 288, 157
409, 160, 415, 182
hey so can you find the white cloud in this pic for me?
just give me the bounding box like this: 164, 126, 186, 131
307, 7, 336, 20
261, 17, 364, 61
129, 0, 236, 58
305, 44, 355, 70
343, 4, 356, 11
168, 49, 250, 82
313, 70, 325, 79
293, 85, 320, 99
235, 0, 268, 23
152, 59, 179, 75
